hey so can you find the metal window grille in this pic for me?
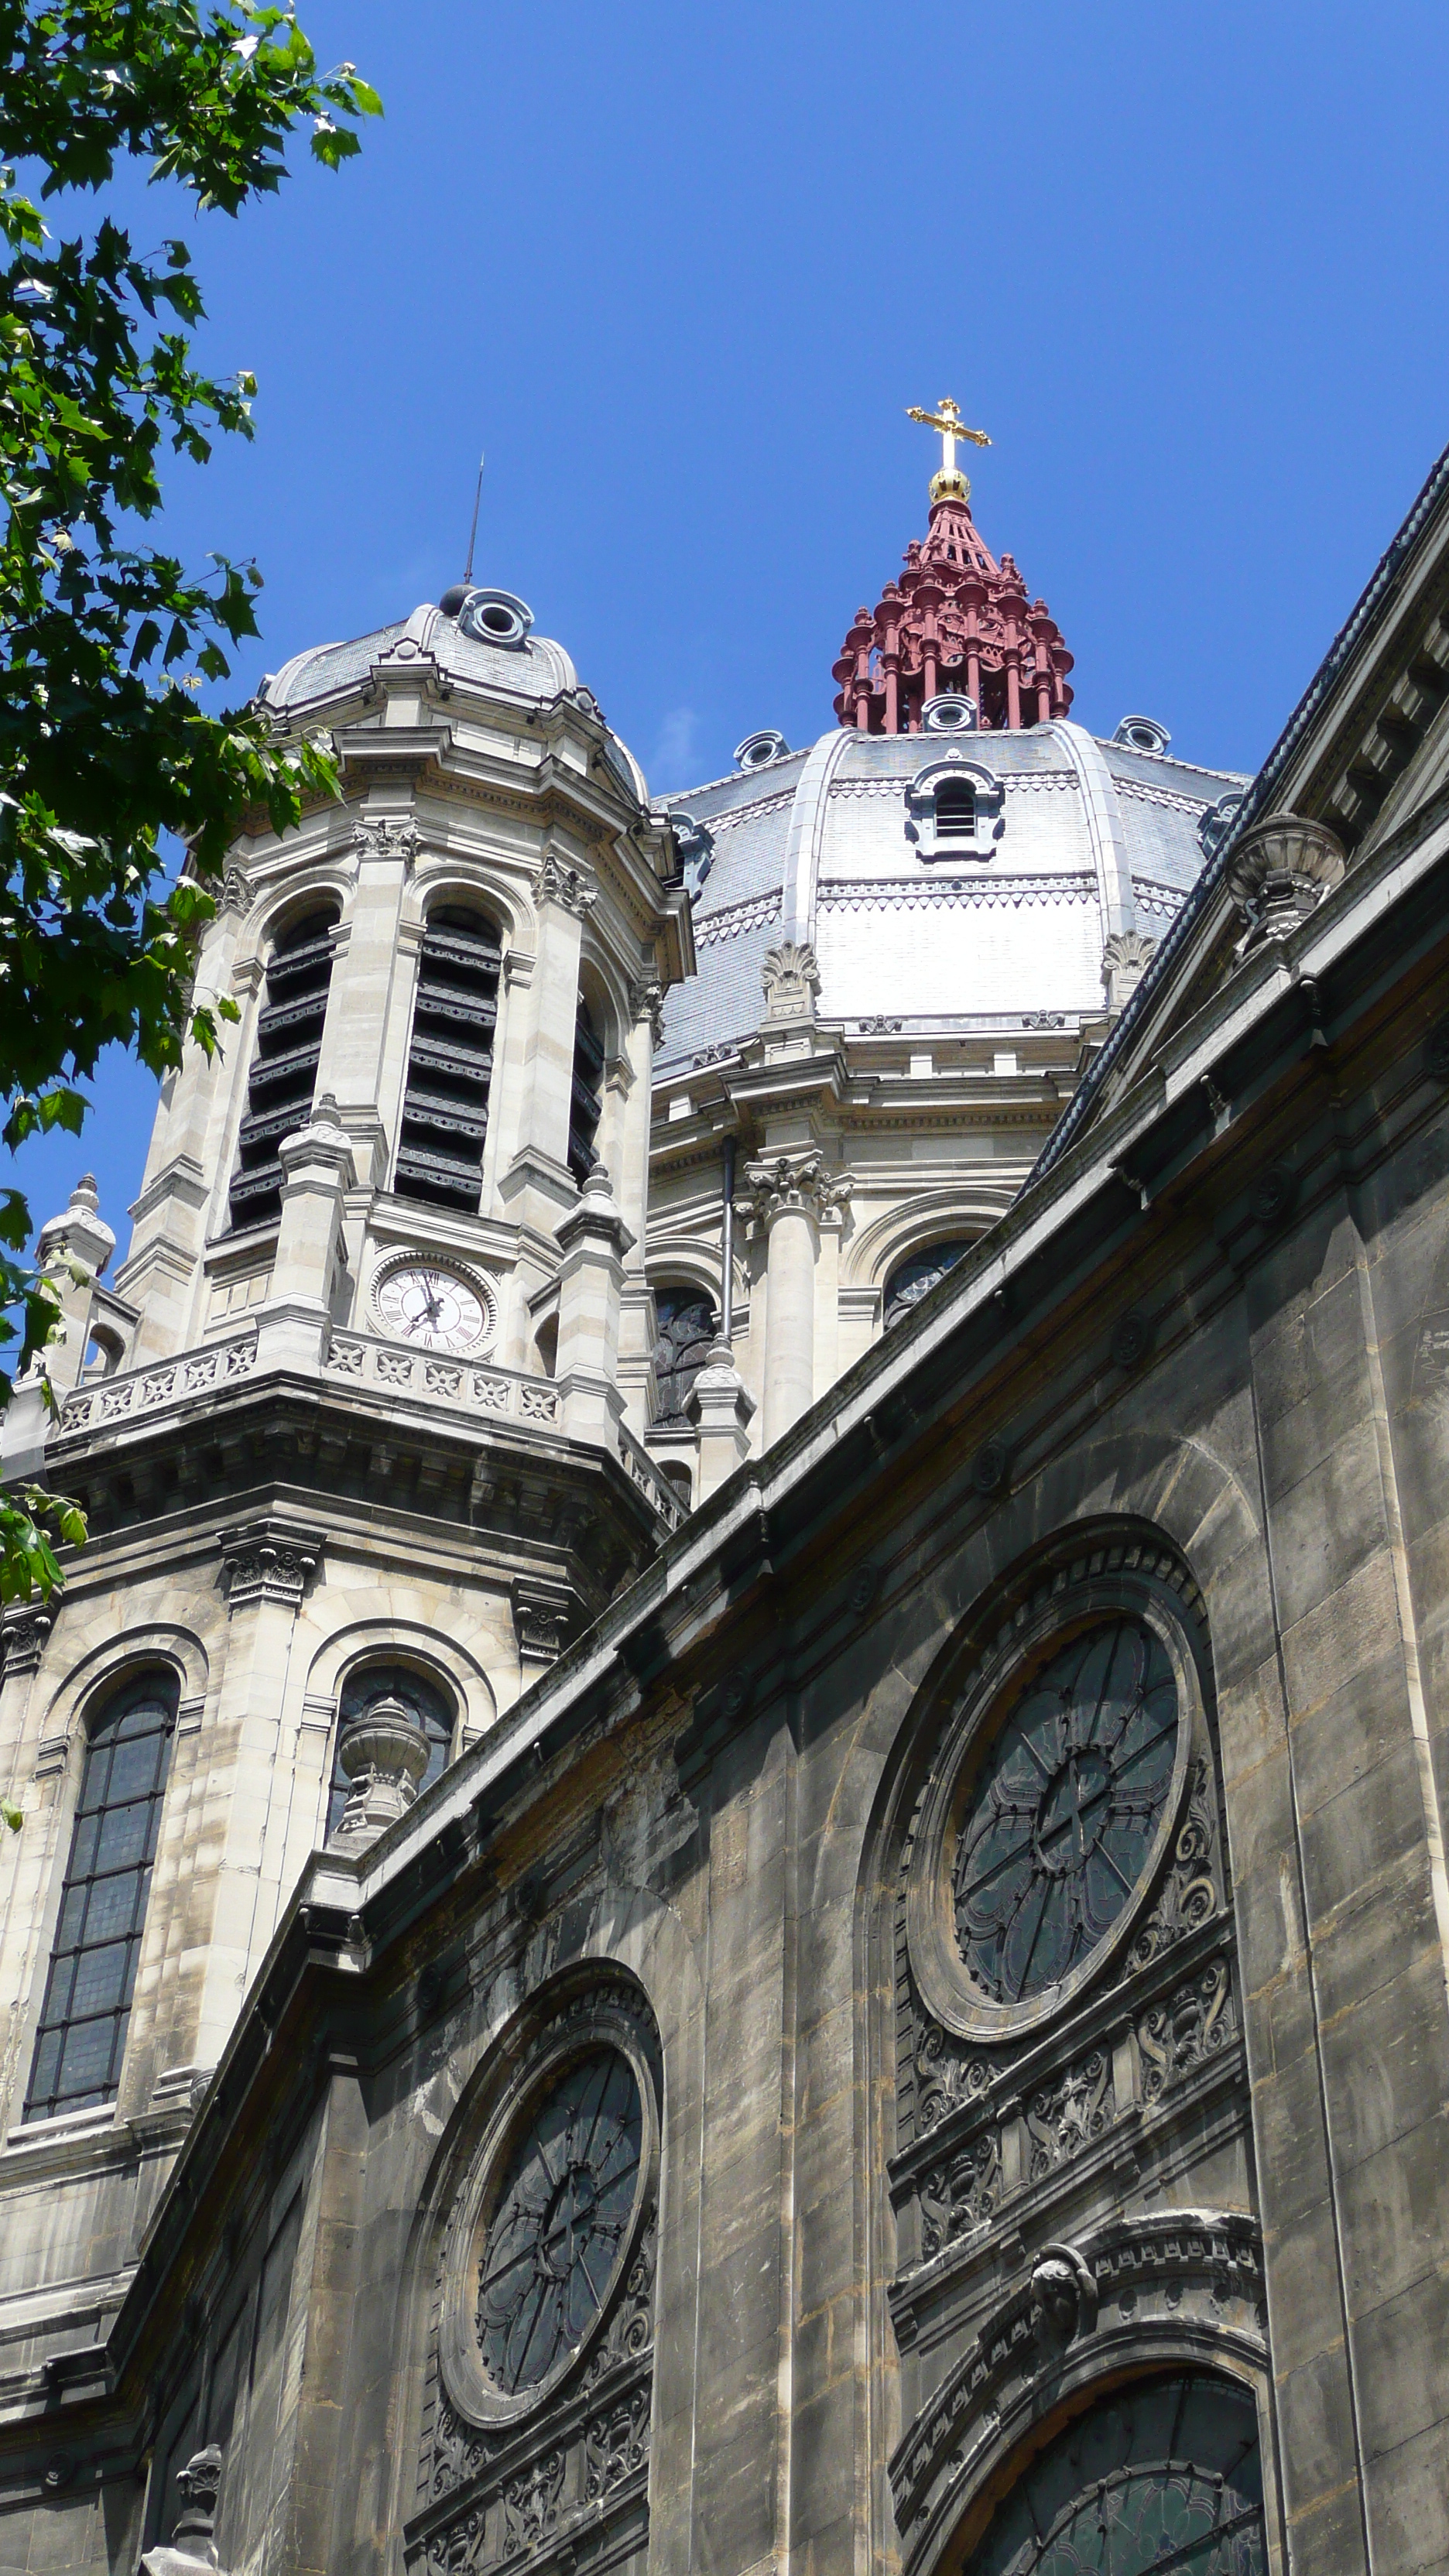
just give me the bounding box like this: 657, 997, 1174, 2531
934, 777, 977, 840
229, 906, 339, 1231
567, 995, 605, 1184
396, 907, 502, 1213
326, 1664, 454, 1837
652, 1288, 715, 1423
25, 1670, 179, 2121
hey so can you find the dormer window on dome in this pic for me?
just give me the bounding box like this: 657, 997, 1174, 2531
905, 757, 1005, 864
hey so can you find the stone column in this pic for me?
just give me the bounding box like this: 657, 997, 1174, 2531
498, 854, 595, 1231
553, 1163, 634, 1446
252, 1096, 355, 1373
616, 974, 663, 1435
687, 1338, 756, 1498
742, 1153, 851, 1450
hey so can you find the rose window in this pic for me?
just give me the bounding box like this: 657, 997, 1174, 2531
953, 1619, 1179, 2005
476, 2049, 642, 2396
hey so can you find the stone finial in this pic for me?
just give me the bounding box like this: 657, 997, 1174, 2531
140, 2444, 224, 2576
1225, 813, 1346, 954
760, 942, 821, 1025
328, 1694, 431, 1848
1101, 929, 1158, 1012
36, 1174, 115, 1281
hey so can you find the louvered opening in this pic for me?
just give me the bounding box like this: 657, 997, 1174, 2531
567, 994, 605, 1184
228, 908, 338, 1231
934, 777, 976, 841
396, 906, 501, 1212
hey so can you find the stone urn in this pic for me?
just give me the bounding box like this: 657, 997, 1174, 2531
329, 1694, 430, 1849
1225, 812, 1346, 951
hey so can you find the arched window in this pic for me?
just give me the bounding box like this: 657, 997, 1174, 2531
962, 2373, 1263, 2576
883, 1236, 973, 1331
396, 906, 502, 1212
326, 1663, 454, 1837
933, 775, 977, 842
567, 992, 605, 1184
652, 1286, 715, 1423
230, 905, 340, 1231
26, 1668, 179, 2122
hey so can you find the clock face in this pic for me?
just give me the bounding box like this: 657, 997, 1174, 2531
375, 1260, 488, 1354
476, 2049, 643, 2396
953, 1619, 1179, 2007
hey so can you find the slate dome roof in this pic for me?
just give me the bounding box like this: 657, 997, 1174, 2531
656, 720, 1248, 1071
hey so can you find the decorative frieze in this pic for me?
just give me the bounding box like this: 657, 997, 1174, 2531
1025, 2044, 1113, 2180
919, 2128, 1001, 2260
59, 1332, 258, 1434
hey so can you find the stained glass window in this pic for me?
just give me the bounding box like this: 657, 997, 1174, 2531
477, 2049, 642, 2396
954, 1619, 1179, 2005
25, 1669, 178, 2121
963, 2373, 1264, 2576
652, 1287, 715, 1423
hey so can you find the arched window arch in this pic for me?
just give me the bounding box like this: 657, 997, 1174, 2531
958, 2373, 1264, 2576
396, 903, 502, 1212
651, 1283, 715, 1423
567, 990, 606, 1184
26, 1667, 180, 2122
883, 1235, 974, 1331
230, 903, 340, 1231
326, 1662, 455, 1837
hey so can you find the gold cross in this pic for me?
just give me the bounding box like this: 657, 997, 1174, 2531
906, 396, 991, 481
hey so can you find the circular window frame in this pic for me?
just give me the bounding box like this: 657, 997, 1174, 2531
368, 1249, 498, 1356
906, 1581, 1201, 2043
439, 2003, 659, 2430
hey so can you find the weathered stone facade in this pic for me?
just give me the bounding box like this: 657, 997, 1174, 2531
2, 440, 1449, 2576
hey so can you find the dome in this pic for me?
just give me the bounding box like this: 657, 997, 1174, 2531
656, 718, 1248, 1070
263, 600, 581, 714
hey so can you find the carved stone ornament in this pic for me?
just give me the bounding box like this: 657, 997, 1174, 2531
140, 2444, 224, 2576
531, 853, 597, 917
888, 2209, 1265, 2566
760, 940, 821, 1023
905, 1584, 1201, 2043
739, 1149, 852, 1231
2, 1605, 53, 1678
628, 975, 666, 1048
353, 813, 420, 869
1225, 810, 1346, 952
1100, 927, 1158, 1011
217, 866, 252, 918
219, 1521, 323, 1613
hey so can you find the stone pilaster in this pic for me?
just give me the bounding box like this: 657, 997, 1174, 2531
553, 1163, 634, 1445
498, 855, 595, 1231
252, 1096, 356, 1372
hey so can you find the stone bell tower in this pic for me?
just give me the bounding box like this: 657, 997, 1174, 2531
0, 584, 691, 2380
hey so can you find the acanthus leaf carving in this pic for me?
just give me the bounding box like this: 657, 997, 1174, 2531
1127, 1756, 1218, 1970
1025, 2047, 1113, 2181
1138, 1957, 1235, 2103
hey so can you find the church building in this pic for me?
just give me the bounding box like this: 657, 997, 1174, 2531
1, 413, 1447, 2576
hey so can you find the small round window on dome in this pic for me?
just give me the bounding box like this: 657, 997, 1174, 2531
456, 587, 534, 650
884, 1237, 973, 1329
922, 692, 978, 735
734, 729, 790, 772
1112, 713, 1172, 755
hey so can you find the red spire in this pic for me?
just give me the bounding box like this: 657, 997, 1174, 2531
833, 487, 1074, 734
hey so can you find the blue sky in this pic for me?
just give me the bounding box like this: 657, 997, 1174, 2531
12, 0, 1449, 1250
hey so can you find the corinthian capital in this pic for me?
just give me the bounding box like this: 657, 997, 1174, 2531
740, 1149, 852, 1230
532, 854, 597, 917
